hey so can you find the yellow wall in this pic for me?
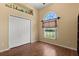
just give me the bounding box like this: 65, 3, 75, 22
0, 3, 38, 50
39, 4, 79, 50
0, 3, 78, 51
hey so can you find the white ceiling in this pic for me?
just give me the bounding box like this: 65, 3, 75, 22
29, 3, 52, 10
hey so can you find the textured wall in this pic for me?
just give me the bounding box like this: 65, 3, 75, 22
0, 3, 38, 51
39, 3, 79, 50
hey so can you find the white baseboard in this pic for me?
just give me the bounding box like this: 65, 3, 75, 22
41, 41, 77, 51
0, 41, 77, 53
31, 40, 37, 43
0, 48, 10, 52
52, 43, 77, 51
0, 41, 37, 53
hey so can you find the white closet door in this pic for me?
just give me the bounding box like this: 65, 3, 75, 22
9, 16, 31, 48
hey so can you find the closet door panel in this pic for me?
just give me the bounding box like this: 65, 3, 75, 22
9, 16, 31, 48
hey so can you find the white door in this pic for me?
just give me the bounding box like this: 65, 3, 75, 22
9, 16, 31, 48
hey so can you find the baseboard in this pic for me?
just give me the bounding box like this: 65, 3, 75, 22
0, 48, 10, 52
31, 40, 38, 43
0, 41, 38, 53
40, 41, 77, 51
52, 43, 77, 51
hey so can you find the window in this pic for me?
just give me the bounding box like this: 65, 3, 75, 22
44, 12, 58, 20
44, 28, 56, 39
42, 11, 58, 39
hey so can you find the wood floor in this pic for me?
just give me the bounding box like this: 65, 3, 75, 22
0, 41, 77, 56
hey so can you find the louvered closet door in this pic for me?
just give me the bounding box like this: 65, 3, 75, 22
9, 16, 31, 48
